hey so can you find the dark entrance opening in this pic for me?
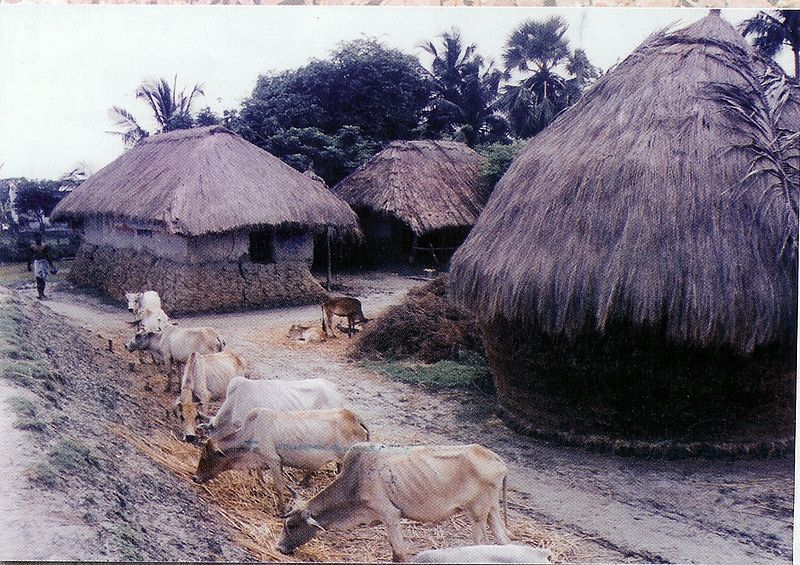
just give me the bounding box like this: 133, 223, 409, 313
249, 230, 274, 264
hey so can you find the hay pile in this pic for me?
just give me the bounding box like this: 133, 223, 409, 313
353, 275, 481, 363
110, 425, 584, 563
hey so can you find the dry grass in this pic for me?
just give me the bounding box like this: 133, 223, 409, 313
450, 13, 800, 355
53, 125, 360, 238
333, 140, 488, 236
109, 425, 585, 563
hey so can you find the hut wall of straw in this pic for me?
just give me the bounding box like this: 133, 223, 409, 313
448, 13, 799, 440
69, 243, 326, 314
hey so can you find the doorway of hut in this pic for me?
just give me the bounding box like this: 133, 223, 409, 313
249, 230, 275, 264
312, 213, 471, 270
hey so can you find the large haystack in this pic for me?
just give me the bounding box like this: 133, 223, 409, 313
52, 126, 359, 313
332, 140, 487, 264
449, 12, 799, 444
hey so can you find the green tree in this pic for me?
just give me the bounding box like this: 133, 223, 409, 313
236, 38, 433, 184
14, 179, 63, 227
740, 10, 800, 82
108, 76, 205, 147
194, 107, 221, 127
498, 17, 599, 138
420, 27, 507, 145
477, 140, 527, 192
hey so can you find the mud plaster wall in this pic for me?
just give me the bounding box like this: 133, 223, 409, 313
69, 243, 327, 314
85, 218, 189, 262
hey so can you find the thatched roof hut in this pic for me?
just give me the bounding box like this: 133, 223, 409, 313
52, 126, 359, 313
53, 125, 358, 236
332, 140, 487, 263
449, 12, 799, 445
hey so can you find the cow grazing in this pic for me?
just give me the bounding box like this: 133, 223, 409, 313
206, 376, 344, 437
125, 324, 225, 391
193, 407, 369, 512
125, 290, 162, 315
277, 443, 511, 562
322, 297, 368, 338
174, 350, 248, 442
413, 545, 552, 564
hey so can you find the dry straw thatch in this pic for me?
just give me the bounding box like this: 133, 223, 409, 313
52, 126, 359, 237
450, 12, 799, 356
333, 140, 489, 237
110, 425, 583, 563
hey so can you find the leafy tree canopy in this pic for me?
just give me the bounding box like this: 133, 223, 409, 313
236, 38, 433, 185
108, 75, 206, 147
740, 10, 800, 82
14, 179, 64, 226
497, 17, 600, 138
419, 27, 508, 146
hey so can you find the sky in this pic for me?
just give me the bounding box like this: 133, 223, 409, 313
0, 5, 790, 180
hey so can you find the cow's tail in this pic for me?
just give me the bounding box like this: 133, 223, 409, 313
502, 475, 508, 528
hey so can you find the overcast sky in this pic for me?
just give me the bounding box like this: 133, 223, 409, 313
0, 6, 788, 180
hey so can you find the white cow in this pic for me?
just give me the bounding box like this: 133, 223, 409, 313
174, 350, 248, 442
413, 545, 552, 564
193, 407, 369, 512
125, 291, 162, 315
206, 376, 344, 437
125, 325, 225, 391
277, 443, 511, 562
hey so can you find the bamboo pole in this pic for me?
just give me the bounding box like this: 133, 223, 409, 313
326, 226, 332, 291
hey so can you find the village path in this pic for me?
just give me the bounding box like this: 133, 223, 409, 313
40, 272, 794, 565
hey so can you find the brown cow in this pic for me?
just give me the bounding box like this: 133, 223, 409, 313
173, 350, 248, 442
193, 407, 369, 512
277, 442, 511, 562
322, 297, 368, 338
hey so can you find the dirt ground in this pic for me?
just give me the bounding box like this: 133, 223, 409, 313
1, 268, 795, 563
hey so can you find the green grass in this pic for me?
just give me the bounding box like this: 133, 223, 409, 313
110, 522, 145, 561
48, 439, 97, 472
361, 351, 493, 390
6, 395, 36, 417
27, 461, 58, 487
0, 359, 54, 388
0, 261, 69, 288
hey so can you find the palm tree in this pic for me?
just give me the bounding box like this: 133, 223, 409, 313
740, 10, 800, 83
108, 76, 205, 147
420, 28, 505, 145
498, 17, 599, 138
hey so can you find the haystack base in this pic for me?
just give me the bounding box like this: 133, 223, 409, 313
482, 318, 795, 453
69, 244, 326, 314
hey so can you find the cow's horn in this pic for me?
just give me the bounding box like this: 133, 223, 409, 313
305, 516, 326, 531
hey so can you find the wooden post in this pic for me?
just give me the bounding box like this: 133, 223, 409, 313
409, 233, 418, 264
325, 226, 332, 292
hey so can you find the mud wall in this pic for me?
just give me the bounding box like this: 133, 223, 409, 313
68, 243, 326, 314
84, 218, 189, 263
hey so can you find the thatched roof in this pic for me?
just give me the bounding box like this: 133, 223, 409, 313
332, 140, 488, 236
52, 126, 359, 237
450, 12, 800, 355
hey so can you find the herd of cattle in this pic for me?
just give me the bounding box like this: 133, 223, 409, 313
121, 291, 553, 564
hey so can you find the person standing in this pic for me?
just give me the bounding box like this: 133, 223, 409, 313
27, 232, 57, 300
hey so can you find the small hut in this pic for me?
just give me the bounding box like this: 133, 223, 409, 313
332, 140, 488, 264
52, 126, 359, 313
449, 13, 799, 443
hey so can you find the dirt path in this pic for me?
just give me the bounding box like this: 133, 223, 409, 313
40, 275, 794, 564
0, 382, 99, 560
